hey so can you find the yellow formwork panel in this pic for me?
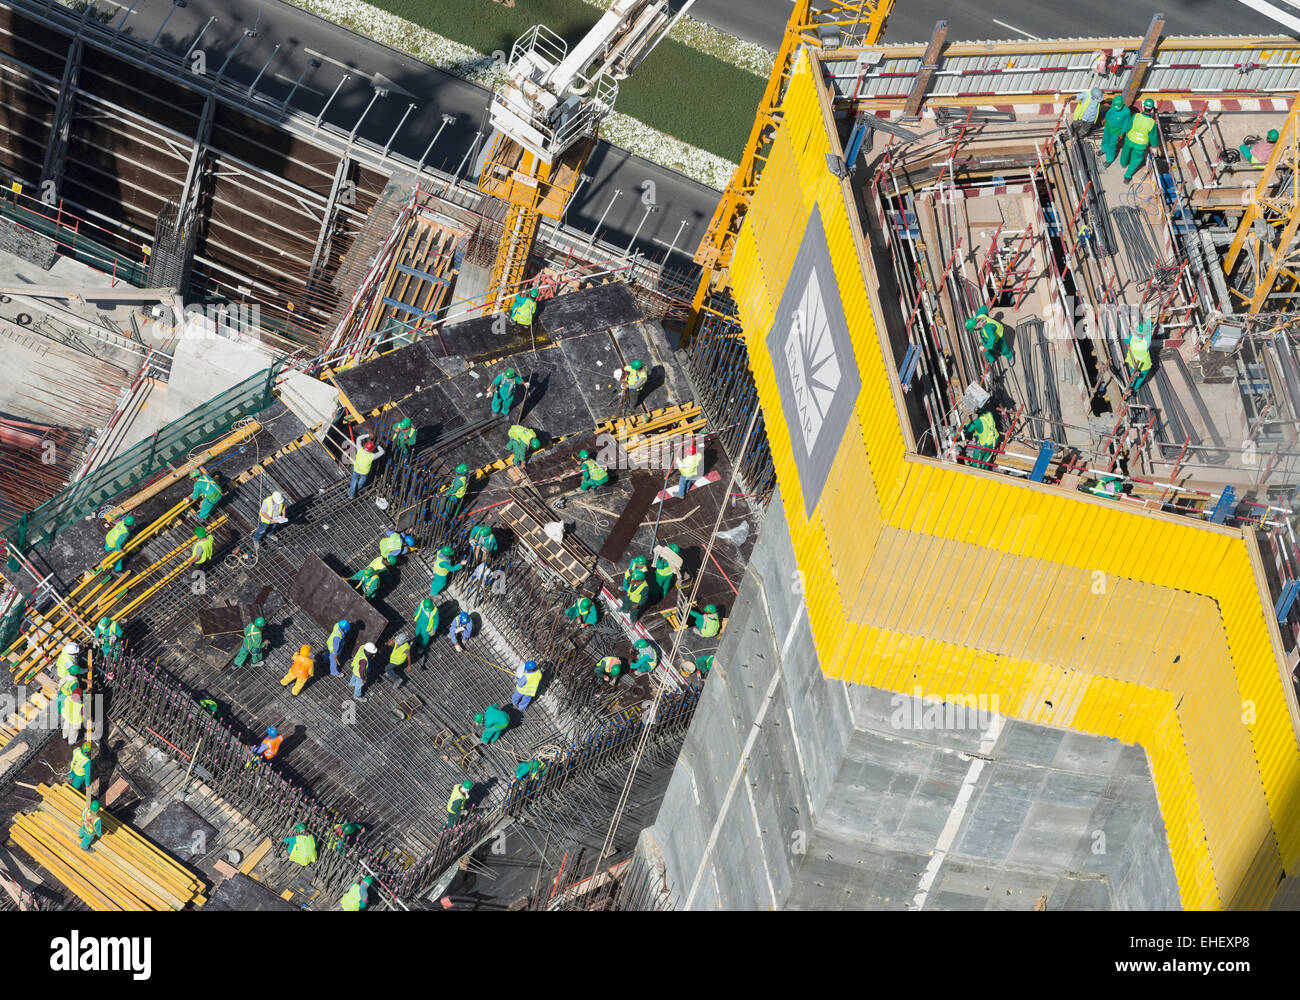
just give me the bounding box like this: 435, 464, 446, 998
726, 47, 1300, 909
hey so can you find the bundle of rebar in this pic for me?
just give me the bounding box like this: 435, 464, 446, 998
10, 783, 207, 910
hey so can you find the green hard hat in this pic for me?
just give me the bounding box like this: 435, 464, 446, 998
398, 417, 412, 429
634, 638, 649, 648
1269, 128, 1280, 143
295, 823, 306, 833
1143, 98, 1155, 111
669, 544, 680, 554
89, 800, 100, 812
578, 598, 593, 612
504, 369, 516, 378
122, 515, 135, 526
440, 544, 454, 556
632, 556, 647, 566
456, 464, 469, 475
194, 526, 207, 538
461, 781, 473, 791
1111, 95, 1124, 109
474, 712, 484, 725
81, 740, 91, 752
965, 317, 977, 332
578, 450, 589, 460
629, 360, 645, 370
363, 876, 375, 887
254, 617, 266, 627
705, 604, 717, 614
190, 470, 200, 478
98, 617, 110, 628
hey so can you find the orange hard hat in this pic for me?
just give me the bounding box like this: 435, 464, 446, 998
299, 645, 310, 656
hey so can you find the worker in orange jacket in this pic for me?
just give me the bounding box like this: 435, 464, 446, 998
280, 645, 315, 696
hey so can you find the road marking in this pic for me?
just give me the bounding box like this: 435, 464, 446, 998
991, 18, 1040, 39
1236, 0, 1300, 32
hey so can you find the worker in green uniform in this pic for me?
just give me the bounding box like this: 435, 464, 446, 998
695, 654, 715, 677
191, 525, 213, 566
629, 638, 658, 673
446, 781, 473, 828
965, 305, 1013, 363
491, 369, 526, 415
94, 617, 124, 663
576, 450, 609, 491
443, 464, 469, 517
233, 616, 266, 668
653, 544, 680, 599
622, 572, 650, 623
69, 740, 92, 791
55, 642, 80, 683
507, 424, 540, 468
1125, 319, 1155, 392
621, 556, 648, 595
413, 597, 438, 650
392, 417, 417, 457
595, 655, 622, 685
1240, 128, 1280, 166
189, 469, 222, 520
79, 800, 102, 852
565, 596, 598, 627
378, 530, 413, 567
515, 759, 547, 781
468, 524, 497, 564
616, 359, 648, 409
429, 545, 463, 597
340, 876, 375, 911
1101, 95, 1134, 166
283, 823, 318, 867
964, 411, 1000, 470
353, 564, 381, 600
103, 515, 134, 574
1120, 98, 1158, 182
688, 603, 721, 638
475, 704, 510, 744
510, 288, 539, 328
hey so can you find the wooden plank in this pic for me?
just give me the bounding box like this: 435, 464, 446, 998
240, 837, 273, 875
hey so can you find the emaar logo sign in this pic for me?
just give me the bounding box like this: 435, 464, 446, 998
50, 932, 151, 980
767, 206, 860, 517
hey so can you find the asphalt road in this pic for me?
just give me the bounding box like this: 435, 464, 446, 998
680, 0, 1296, 48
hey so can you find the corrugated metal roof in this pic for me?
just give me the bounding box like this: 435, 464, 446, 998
727, 47, 1300, 910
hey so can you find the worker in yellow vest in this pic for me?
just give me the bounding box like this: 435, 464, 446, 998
963, 410, 1000, 470
349, 433, 385, 499
69, 740, 92, 791
61, 683, 85, 744
253, 491, 287, 544
1125, 319, 1155, 392
674, 440, 705, 497
1120, 98, 1158, 182
510, 288, 539, 328
689, 604, 721, 638
340, 876, 375, 911
576, 450, 609, 491
384, 632, 411, 689
283, 823, 318, 866
429, 545, 463, 597
1071, 86, 1104, 137
191, 525, 213, 565
446, 780, 473, 828
595, 655, 622, 684
442, 463, 470, 517
104, 515, 134, 574
629, 638, 658, 673
507, 424, 541, 468
55, 642, 80, 683
392, 417, 417, 456
189, 468, 222, 520
512, 660, 541, 711
616, 359, 648, 410
79, 800, 102, 851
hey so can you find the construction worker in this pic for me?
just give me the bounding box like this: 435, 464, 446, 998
253, 491, 288, 544
475, 704, 510, 744
413, 599, 438, 650
94, 617, 124, 663
615, 359, 648, 409
55, 642, 80, 683
328, 619, 351, 676
512, 660, 541, 711
283, 823, 318, 867
340, 876, 375, 911
1071, 86, 1104, 137
468, 524, 498, 564
429, 545, 463, 597
353, 564, 382, 600
191, 525, 214, 566
490, 368, 526, 415
695, 654, 715, 677
385, 632, 410, 688
689, 603, 722, 639
1240, 128, 1280, 166
507, 423, 540, 468
233, 616, 267, 668
674, 440, 704, 498
621, 557, 648, 596
69, 740, 92, 791
351, 643, 376, 700
104, 515, 134, 574
189, 468, 222, 520
965, 305, 1013, 363
565, 596, 597, 627
576, 450, 609, 492
1120, 97, 1158, 182
622, 570, 650, 623
1125, 318, 1155, 392
629, 638, 658, 674
515, 759, 546, 781
963, 410, 1000, 470
595, 655, 622, 685
1100, 95, 1134, 166
449, 611, 474, 651
379, 529, 414, 567
1083, 474, 1126, 499
251, 726, 282, 762
393, 417, 417, 456
510, 287, 539, 328
446, 780, 473, 828
653, 544, 681, 599
61, 683, 85, 744
280, 645, 315, 696
57, 663, 85, 715
79, 800, 102, 852
349, 433, 385, 499
329, 821, 363, 853
443, 464, 470, 517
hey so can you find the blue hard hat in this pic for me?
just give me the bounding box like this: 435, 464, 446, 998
458, 612, 471, 623
338, 620, 350, 630
266, 726, 277, 738
525, 660, 537, 671
404, 535, 414, 545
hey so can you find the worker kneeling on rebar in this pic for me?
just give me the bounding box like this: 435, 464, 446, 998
1124, 317, 1156, 393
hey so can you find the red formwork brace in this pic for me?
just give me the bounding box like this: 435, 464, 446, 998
975, 223, 1004, 299
1159, 433, 1193, 504
908, 236, 963, 339
987, 220, 1039, 310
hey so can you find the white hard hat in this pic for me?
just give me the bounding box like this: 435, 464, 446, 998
364, 642, 377, 653
64, 642, 79, 654
271, 492, 283, 504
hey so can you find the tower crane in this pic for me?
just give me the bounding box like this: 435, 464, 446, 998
477, 0, 694, 312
